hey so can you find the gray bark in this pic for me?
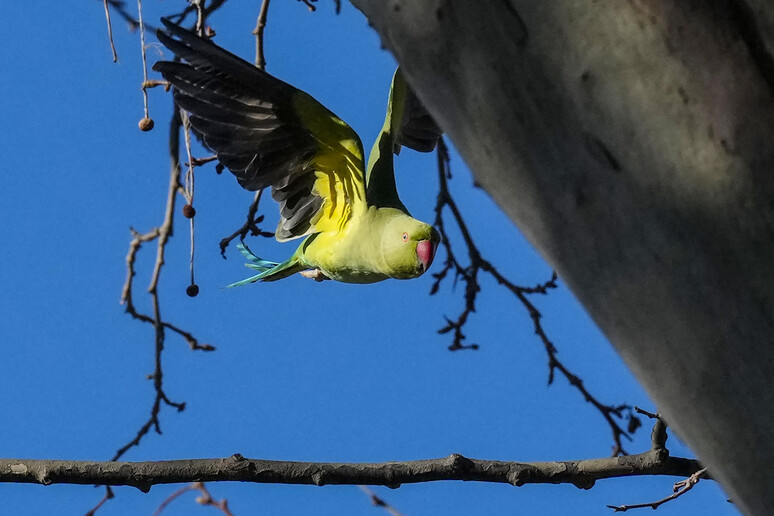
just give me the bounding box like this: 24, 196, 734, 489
349, 1, 774, 514
0, 446, 701, 490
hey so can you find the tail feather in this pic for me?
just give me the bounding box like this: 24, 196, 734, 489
227, 242, 306, 287
237, 243, 278, 270
226, 273, 269, 288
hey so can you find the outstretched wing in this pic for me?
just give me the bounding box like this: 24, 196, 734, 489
365, 68, 443, 211
153, 19, 366, 242
393, 72, 443, 155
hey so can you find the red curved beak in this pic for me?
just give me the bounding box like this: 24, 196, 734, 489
417, 239, 437, 272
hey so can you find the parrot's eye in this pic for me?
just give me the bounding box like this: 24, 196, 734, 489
402, 232, 409, 242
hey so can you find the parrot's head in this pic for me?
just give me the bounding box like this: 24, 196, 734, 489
382, 214, 441, 279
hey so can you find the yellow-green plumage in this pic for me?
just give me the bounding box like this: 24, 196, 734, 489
301, 207, 438, 283
153, 20, 441, 286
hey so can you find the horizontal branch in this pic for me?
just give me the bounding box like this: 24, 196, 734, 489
0, 451, 703, 492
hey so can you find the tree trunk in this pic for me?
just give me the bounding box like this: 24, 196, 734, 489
349, 1, 774, 514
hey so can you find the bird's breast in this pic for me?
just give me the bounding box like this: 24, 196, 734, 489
302, 227, 390, 284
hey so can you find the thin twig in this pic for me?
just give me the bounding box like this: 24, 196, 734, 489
180, 111, 198, 293
297, 0, 317, 11
192, 0, 205, 35
147, 112, 183, 296
432, 138, 635, 455
103, 0, 118, 62
219, 190, 274, 257
607, 468, 709, 512
294, 0, 340, 13
137, 0, 153, 128
153, 484, 195, 516
153, 482, 233, 516
253, 0, 271, 69
84, 486, 114, 516
166, 0, 228, 28
104, 0, 142, 29
191, 155, 218, 166
192, 482, 235, 516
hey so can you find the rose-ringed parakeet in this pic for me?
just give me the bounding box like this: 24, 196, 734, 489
153, 20, 442, 286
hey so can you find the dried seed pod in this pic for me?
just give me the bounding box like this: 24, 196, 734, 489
138, 117, 155, 131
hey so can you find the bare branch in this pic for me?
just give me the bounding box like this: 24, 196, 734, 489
0, 448, 704, 491
432, 139, 635, 455
100, 1, 232, 512
115, 110, 213, 470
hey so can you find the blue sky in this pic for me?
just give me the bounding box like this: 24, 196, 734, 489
0, 1, 735, 515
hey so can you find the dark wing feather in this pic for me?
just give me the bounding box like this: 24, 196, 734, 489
394, 86, 443, 155
152, 19, 366, 242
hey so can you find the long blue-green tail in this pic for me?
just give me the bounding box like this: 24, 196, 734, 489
227, 243, 305, 287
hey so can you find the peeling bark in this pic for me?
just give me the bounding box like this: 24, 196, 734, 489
349, 1, 774, 514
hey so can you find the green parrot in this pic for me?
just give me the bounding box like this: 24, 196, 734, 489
153, 20, 442, 286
